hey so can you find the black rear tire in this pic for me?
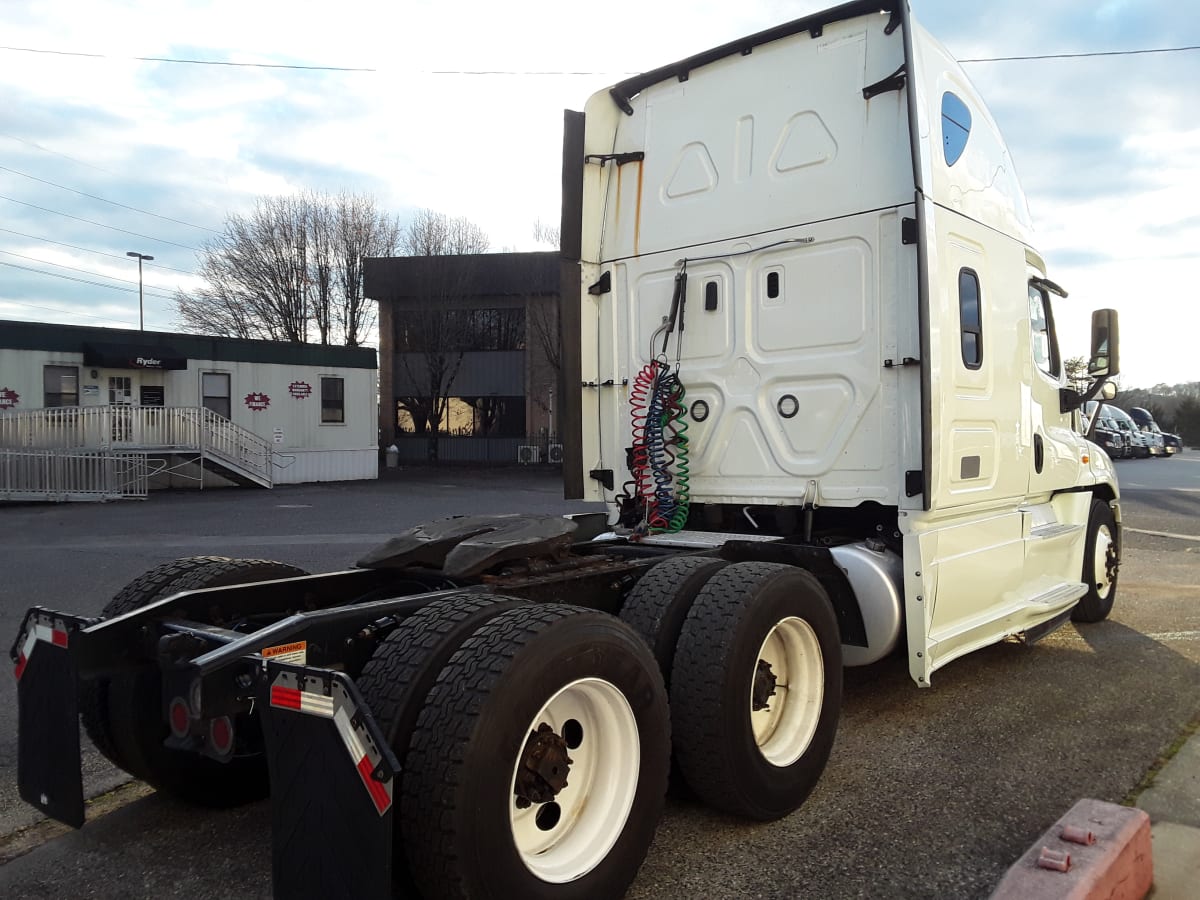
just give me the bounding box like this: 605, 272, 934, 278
103, 558, 308, 806
80, 556, 237, 769
356, 592, 532, 895
401, 605, 670, 900
1072, 500, 1119, 623
619, 555, 729, 690
670, 562, 843, 820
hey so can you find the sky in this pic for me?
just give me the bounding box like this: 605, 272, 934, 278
1, 0, 1197, 389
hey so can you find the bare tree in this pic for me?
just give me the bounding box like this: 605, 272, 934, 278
335, 192, 401, 348
308, 193, 335, 345
177, 195, 312, 341
177, 191, 400, 347
532, 218, 560, 249
392, 210, 489, 459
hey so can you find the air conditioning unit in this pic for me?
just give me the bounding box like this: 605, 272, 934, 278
547, 444, 564, 464
517, 445, 541, 465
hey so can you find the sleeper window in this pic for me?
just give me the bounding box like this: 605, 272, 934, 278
959, 269, 983, 369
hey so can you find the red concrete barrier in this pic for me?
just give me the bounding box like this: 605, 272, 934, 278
991, 799, 1153, 900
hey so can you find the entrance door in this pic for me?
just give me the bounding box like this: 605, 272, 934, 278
108, 376, 133, 405
108, 376, 133, 442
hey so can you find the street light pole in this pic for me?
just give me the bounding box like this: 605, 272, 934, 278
126, 251, 154, 331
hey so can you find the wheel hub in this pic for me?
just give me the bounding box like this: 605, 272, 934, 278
1104, 541, 1119, 586
514, 723, 573, 808
752, 659, 777, 712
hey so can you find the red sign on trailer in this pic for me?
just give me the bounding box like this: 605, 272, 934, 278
244, 392, 270, 411
288, 381, 312, 399
0, 387, 18, 410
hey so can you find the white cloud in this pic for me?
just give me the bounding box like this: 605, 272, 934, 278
0, 0, 1196, 385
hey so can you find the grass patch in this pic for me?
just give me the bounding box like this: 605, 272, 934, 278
1123, 713, 1200, 806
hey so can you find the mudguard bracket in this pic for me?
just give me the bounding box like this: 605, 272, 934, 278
259, 662, 399, 900
14, 608, 88, 828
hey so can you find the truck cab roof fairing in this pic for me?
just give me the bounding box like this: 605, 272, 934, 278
607, 0, 903, 115
909, 21, 1036, 244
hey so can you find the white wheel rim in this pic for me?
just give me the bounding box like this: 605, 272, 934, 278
1093, 524, 1114, 599
750, 616, 824, 767
508, 677, 639, 883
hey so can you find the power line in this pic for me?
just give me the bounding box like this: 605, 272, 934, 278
960, 45, 1200, 63
0, 131, 115, 175
0, 195, 201, 251
0, 45, 375, 72
0, 249, 181, 299
0, 165, 221, 233
0, 296, 139, 327
0, 227, 196, 275
0, 260, 177, 302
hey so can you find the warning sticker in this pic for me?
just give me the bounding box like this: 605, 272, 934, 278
262, 640, 307, 665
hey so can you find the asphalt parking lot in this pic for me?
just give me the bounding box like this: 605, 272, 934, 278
1, 457, 1198, 898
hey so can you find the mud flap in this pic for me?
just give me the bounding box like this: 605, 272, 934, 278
14, 609, 85, 828
259, 662, 400, 900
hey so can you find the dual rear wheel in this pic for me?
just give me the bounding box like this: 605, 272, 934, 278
621, 558, 843, 820
358, 597, 670, 900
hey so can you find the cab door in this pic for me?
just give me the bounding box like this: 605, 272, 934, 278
1025, 279, 1083, 501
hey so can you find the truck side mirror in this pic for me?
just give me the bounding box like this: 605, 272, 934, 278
1099, 381, 1116, 400
1088, 309, 1119, 377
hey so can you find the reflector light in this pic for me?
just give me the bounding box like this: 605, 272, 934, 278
169, 698, 190, 738
13, 617, 69, 681
356, 755, 391, 814
210, 716, 234, 755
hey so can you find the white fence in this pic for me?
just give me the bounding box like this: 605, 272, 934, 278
0, 406, 273, 488
0, 449, 154, 501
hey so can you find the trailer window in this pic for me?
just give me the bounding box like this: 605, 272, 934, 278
958, 269, 983, 369
321, 376, 345, 424
201, 372, 231, 419
1028, 285, 1061, 377
942, 92, 972, 166
43, 365, 79, 407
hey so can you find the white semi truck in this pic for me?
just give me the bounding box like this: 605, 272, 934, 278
14, 2, 1121, 898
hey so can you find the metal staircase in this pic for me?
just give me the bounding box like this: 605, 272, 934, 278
0, 406, 274, 501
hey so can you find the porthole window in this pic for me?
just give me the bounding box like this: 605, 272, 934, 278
942, 92, 972, 166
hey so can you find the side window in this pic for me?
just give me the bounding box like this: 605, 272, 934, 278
201, 372, 231, 419
941, 92, 972, 166
321, 376, 345, 424
43, 365, 79, 407
1027, 285, 1060, 378
958, 268, 983, 369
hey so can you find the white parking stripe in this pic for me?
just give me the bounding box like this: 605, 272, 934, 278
1125, 527, 1200, 542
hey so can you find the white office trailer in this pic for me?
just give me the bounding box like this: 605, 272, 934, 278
0, 320, 378, 496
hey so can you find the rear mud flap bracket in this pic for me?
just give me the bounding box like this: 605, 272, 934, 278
259, 662, 399, 900
14, 608, 86, 828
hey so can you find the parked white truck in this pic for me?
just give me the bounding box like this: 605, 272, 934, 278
14, 2, 1120, 898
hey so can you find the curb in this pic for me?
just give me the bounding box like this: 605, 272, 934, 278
990, 798, 1152, 900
